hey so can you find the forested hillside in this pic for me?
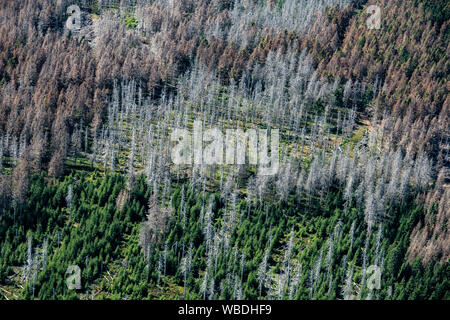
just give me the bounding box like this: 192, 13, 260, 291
0, 0, 448, 300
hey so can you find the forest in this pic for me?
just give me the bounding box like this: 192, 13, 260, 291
0, 0, 448, 300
